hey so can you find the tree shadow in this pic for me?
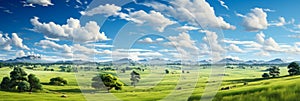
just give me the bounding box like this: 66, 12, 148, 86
223, 75, 293, 83
48, 88, 82, 93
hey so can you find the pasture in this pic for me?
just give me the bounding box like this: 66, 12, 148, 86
0, 65, 299, 101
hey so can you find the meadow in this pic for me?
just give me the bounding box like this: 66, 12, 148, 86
0, 65, 299, 101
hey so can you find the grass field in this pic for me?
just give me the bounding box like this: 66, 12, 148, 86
0, 65, 299, 101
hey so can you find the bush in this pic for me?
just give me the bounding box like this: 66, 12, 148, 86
0, 77, 11, 90
91, 74, 124, 92
262, 73, 270, 78
165, 69, 169, 74
17, 81, 30, 92
49, 77, 67, 86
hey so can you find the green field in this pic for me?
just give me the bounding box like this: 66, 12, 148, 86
0, 65, 299, 101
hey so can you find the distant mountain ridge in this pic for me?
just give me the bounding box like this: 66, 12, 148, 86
3, 55, 43, 63
0, 56, 290, 65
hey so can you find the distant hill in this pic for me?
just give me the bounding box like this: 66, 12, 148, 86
264, 58, 285, 64
3, 55, 44, 63
217, 58, 244, 64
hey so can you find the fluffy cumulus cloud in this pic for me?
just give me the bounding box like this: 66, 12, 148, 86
35, 40, 72, 53
80, 4, 121, 16
127, 10, 176, 32
81, 4, 175, 32
139, 37, 164, 43
202, 30, 225, 61
165, 32, 199, 60
144, 0, 236, 30
269, 17, 286, 27
23, 0, 54, 7
0, 33, 30, 51
224, 31, 300, 57
16, 50, 26, 57
228, 44, 244, 53
237, 8, 268, 32
30, 17, 109, 43
11, 33, 30, 50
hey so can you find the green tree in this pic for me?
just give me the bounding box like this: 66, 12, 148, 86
91, 74, 123, 92
165, 69, 169, 74
269, 66, 280, 77
28, 74, 42, 92
10, 67, 27, 88
288, 62, 300, 75
262, 73, 270, 78
49, 77, 67, 86
17, 81, 30, 92
130, 71, 140, 87
0, 77, 11, 90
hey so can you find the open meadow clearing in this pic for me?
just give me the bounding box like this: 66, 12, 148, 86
0, 65, 299, 101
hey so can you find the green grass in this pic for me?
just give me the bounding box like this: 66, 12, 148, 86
0, 66, 300, 101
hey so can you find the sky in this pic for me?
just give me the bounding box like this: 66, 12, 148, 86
0, 0, 300, 62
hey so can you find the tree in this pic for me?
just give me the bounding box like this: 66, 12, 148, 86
10, 67, 28, 88
288, 62, 300, 75
17, 81, 30, 92
262, 73, 270, 78
165, 69, 169, 74
91, 74, 124, 92
49, 77, 67, 86
0, 77, 11, 90
28, 74, 42, 92
269, 66, 280, 77
130, 71, 140, 87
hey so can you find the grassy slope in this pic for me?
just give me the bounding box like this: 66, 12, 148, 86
0, 66, 300, 101
0, 67, 85, 101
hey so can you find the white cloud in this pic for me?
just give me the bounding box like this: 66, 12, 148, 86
269, 17, 286, 27
237, 8, 268, 32
177, 25, 200, 31
0, 34, 12, 51
263, 37, 281, 52
16, 50, 26, 57
111, 49, 163, 61
165, 32, 199, 60
86, 43, 114, 48
228, 44, 244, 53
144, 0, 236, 30
156, 38, 164, 42
139, 37, 164, 43
80, 4, 121, 16
256, 32, 265, 44
218, 0, 229, 10
30, 17, 109, 42
158, 49, 177, 53
202, 30, 225, 61
44, 36, 60, 41
35, 40, 72, 53
11, 33, 30, 50
0, 33, 29, 51
81, 4, 175, 32
127, 10, 176, 32
139, 37, 154, 43
225, 56, 241, 60
24, 0, 53, 7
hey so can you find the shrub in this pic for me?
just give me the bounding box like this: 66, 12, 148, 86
49, 77, 67, 86
17, 81, 30, 92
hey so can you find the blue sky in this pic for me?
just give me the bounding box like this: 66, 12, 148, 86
0, 0, 300, 62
